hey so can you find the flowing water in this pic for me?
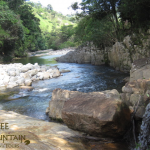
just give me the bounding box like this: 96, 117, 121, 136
0, 54, 128, 121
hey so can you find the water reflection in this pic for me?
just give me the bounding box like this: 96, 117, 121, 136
13, 55, 60, 65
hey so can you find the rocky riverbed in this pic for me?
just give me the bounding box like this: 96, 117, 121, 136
0, 63, 61, 90
2, 49, 148, 149
47, 57, 150, 149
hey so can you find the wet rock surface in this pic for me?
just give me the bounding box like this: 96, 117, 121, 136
137, 103, 150, 150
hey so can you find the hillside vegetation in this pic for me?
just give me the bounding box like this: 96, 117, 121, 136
1, 0, 150, 62
0, 0, 76, 62
71, 0, 150, 50
30, 4, 73, 32
27, 2, 77, 50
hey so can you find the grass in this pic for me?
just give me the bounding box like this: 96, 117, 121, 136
32, 7, 74, 33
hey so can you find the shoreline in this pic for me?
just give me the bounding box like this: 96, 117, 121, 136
0, 63, 61, 90
0, 110, 129, 150
27, 48, 75, 57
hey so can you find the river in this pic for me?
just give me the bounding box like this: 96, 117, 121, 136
0, 54, 128, 121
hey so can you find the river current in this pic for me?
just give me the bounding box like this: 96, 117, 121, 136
0, 54, 128, 121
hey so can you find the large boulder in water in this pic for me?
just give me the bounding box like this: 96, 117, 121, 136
48, 88, 131, 138
48, 89, 81, 120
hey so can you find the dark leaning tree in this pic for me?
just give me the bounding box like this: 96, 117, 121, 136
47, 4, 53, 12
72, 0, 150, 49
73, 0, 150, 30
118, 0, 150, 30
3, 0, 25, 12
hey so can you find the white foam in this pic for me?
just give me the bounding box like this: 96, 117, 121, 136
33, 88, 49, 92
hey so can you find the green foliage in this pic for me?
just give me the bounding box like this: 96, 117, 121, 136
0, 1, 25, 56
70, 0, 124, 48
47, 24, 76, 50
18, 3, 46, 51
0, 0, 47, 60
74, 14, 121, 48
71, 0, 150, 50
59, 41, 76, 49
3, 0, 25, 12
26, 1, 75, 50
135, 143, 141, 149
0, 0, 75, 61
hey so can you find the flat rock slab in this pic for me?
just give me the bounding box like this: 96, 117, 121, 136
0, 110, 130, 150
0, 110, 87, 150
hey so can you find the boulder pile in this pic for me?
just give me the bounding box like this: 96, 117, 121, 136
0, 63, 61, 89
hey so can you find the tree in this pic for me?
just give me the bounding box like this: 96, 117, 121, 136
18, 4, 46, 51
71, 0, 123, 47
47, 4, 53, 12
3, 0, 25, 12
0, 0, 26, 59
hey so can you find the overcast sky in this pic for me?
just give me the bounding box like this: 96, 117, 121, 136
30, 0, 82, 15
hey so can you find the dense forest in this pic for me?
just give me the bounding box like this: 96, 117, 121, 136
72, 0, 150, 49
0, 0, 150, 62
0, 0, 76, 62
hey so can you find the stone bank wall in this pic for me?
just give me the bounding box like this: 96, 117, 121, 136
57, 35, 150, 73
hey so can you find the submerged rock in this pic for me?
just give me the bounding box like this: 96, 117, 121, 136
48, 88, 131, 138
20, 86, 34, 91
60, 69, 71, 73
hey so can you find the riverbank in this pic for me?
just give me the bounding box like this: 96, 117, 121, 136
56, 35, 150, 73
0, 63, 61, 90
0, 110, 86, 150
0, 110, 129, 150
27, 48, 75, 57
53, 56, 150, 149
0, 50, 131, 149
